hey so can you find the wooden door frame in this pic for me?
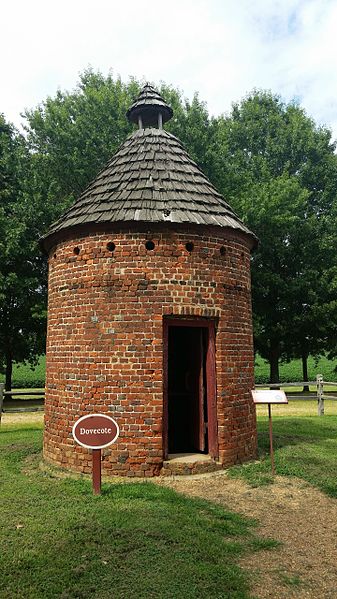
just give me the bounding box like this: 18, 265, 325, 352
163, 318, 218, 460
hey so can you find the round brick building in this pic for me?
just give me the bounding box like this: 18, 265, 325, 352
41, 84, 258, 476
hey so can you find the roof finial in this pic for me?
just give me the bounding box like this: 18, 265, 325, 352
126, 83, 173, 129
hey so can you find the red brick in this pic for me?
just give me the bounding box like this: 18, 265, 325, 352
44, 225, 257, 476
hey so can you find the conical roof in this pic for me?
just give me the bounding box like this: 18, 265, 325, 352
126, 83, 173, 126
42, 85, 256, 249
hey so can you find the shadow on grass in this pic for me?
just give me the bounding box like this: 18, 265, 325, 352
0, 446, 278, 599
229, 416, 337, 497
257, 416, 337, 451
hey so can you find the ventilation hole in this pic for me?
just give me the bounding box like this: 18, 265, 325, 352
185, 242, 194, 252
107, 242, 116, 252
145, 240, 155, 251
220, 246, 226, 256
73, 247, 80, 255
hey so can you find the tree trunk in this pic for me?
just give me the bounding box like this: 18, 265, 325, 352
269, 346, 280, 385
5, 349, 13, 401
302, 352, 309, 393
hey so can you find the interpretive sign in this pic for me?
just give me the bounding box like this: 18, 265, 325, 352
72, 414, 119, 495
251, 389, 288, 476
251, 389, 288, 404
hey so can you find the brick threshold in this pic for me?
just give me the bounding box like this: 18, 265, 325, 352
161, 453, 223, 476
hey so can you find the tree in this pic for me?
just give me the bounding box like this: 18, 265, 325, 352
21, 78, 337, 385
211, 91, 337, 382
14, 70, 217, 386
0, 115, 46, 391
164, 88, 218, 180
24, 70, 217, 213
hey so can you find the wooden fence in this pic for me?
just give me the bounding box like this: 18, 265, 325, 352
255, 374, 337, 415
0, 383, 44, 424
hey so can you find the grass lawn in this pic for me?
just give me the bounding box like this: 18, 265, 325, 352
0, 421, 277, 599
230, 401, 337, 498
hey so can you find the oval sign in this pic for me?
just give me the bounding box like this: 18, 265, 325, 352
72, 414, 119, 449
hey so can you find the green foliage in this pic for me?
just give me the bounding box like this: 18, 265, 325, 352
0, 355, 46, 388
0, 424, 274, 599
254, 354, 337, 384
212, 91, 337, 380
3, 76, 337, 388
24, 71, 139, 205
0, 115, 46, 388
164, 87, 218, 179
0, 71, 217, 390
24, 70, 217, 216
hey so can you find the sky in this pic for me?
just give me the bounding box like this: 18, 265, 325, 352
2, 0, 337, 139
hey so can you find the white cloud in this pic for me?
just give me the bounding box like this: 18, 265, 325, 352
1, 0, 336, 140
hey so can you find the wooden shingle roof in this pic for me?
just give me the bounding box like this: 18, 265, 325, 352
126, 83, 173, 126
42, 85, 256, 249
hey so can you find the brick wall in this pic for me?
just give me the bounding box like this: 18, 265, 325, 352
44, 225, 257, 476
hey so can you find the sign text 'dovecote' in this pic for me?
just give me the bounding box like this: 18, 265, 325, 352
72, 414, 119, 449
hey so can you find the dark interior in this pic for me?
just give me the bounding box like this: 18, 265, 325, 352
168, 326, 208, 454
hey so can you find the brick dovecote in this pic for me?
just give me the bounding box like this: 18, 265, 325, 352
43, 225, 257, 476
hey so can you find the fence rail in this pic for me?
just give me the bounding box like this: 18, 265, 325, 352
255, 374, 337, 415
0, 383, 45, 423
255, 381, 317, 389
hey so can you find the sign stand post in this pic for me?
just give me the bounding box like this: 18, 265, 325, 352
72, 414, 119, 496
252, 389, 288, 476
92, 449, 102, 495
268, 403, 275, 475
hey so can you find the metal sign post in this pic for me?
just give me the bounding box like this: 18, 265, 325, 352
72, 414, 119, 495
252, 390, 288, 475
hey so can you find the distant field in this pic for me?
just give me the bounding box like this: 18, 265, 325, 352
0, 356, 46, 388
1, 353, 337, 389
254, 354, 337, 384
256, 399, 337, 417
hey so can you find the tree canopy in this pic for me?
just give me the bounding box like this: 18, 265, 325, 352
0, 71, 219, 389
24, 70, 217, 213
1, 72, 337, 387
0, 115, 46, 390
211, 91, 337, 381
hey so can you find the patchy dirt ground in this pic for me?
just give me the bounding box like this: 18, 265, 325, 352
1, 412, 44, 426
3, 411, 337, 597
158, 472, 337, 598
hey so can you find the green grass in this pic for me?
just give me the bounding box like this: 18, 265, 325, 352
0, 422, 275, 599
279, 573, 303, 588
254, 354, 337, 384
230, 404, 337, 497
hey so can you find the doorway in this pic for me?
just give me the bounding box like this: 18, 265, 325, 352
163, 319, 217, 459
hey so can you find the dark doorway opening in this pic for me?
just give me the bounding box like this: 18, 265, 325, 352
163, 320, 217, 459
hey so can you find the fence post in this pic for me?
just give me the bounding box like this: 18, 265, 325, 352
0, 383, 5, 425
316, 374, 324, 416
